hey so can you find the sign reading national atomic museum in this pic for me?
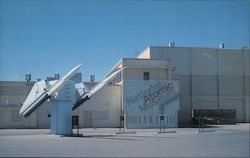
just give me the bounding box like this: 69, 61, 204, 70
123, 80, 180, 128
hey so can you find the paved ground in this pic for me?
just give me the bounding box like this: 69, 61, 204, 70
0, 124, 249, 157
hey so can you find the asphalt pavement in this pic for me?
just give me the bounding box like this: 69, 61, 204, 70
0, 124, 249, 157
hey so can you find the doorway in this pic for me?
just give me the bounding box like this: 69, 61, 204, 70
84, 111, 92, 128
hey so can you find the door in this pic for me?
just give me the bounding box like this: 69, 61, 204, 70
84, 111, 92, 128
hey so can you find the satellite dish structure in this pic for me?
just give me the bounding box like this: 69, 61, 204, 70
20, 64, 124, 135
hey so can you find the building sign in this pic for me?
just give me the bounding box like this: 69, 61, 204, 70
123, 80, 180, 128
124, 81, 179, 112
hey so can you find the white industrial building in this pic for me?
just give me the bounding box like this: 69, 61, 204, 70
73, 58, 179, 129
137, 45, 249, 124
0, 45, 249, 129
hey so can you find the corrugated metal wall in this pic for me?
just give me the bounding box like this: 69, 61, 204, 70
147, 47, 250, 124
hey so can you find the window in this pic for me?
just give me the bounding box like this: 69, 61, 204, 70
127, 116, 131, 124
72, 115, 79, 126
149, 116, 153, 124
143, 72, 150, 80
143, 116, 147, 124
155, 116, 158, 124
134, 116, 137, 124
139, 116, 141, 124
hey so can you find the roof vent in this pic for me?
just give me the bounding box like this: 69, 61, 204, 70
219, 43, 224, 48
55, 73, 60, 80
89, 74, 95, 82
169, 41, 175, 47
25, 73, 31, 83
47, 77, 55, 81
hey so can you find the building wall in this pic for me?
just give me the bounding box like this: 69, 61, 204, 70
73, 85, 121, 128
123, 69, 168, 81
37, 102, 51, 128
138, 46, 250, 124
0, 81, 121, 129
0, 81, 32, 106
121, 59, 179, 128
137, 47, 150, 59
0, 81, 38, 128
122, 58, 170, 81
0, 105, 37, 128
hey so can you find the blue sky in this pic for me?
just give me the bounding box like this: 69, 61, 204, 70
0, 0, 249, 81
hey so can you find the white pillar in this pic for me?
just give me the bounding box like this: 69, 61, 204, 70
50, 81, 75, 135
50, 101, 72, 135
